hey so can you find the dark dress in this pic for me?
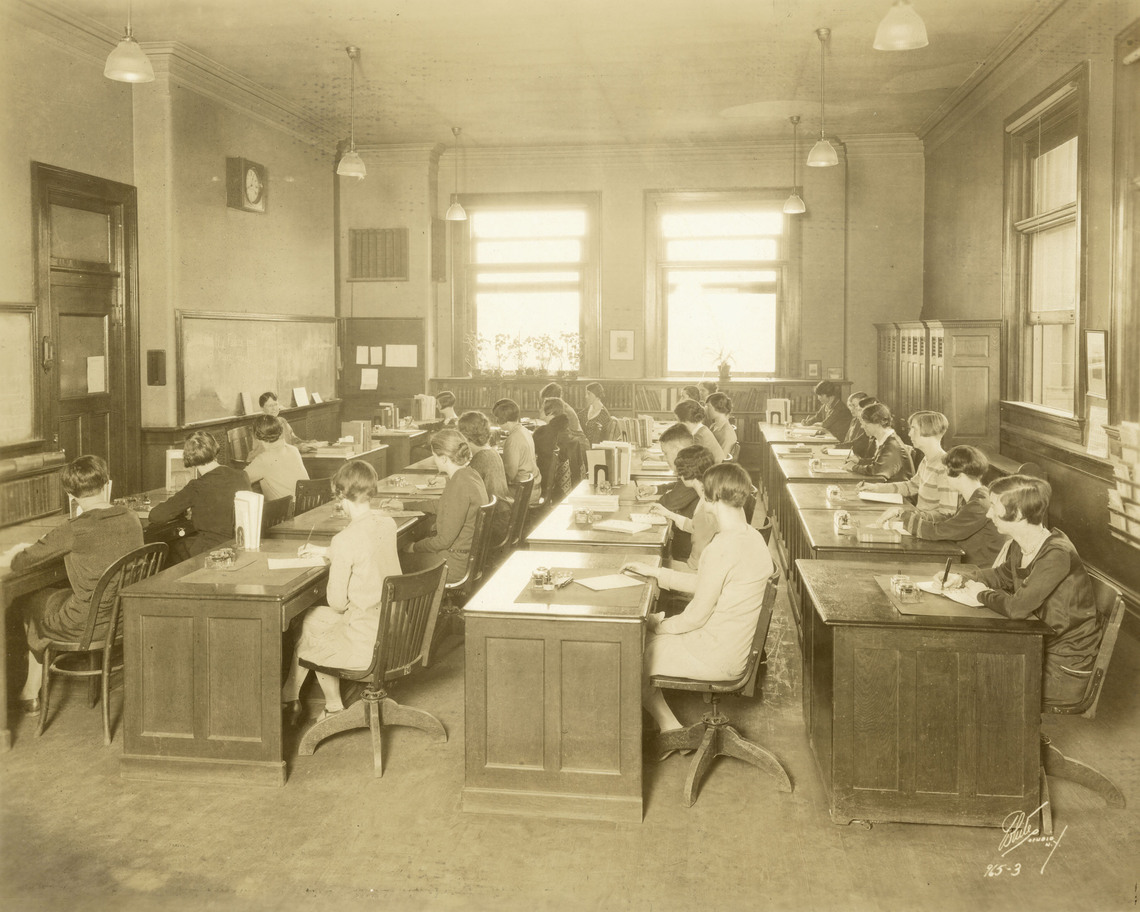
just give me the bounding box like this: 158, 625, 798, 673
147, 465, 252, 559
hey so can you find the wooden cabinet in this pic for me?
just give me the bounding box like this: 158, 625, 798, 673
875, 321, 1000, 451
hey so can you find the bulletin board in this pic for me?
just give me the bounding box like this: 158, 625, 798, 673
177, 311, 337, 425
339, 317, 425, 420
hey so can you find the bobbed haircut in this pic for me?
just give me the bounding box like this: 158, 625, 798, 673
847, 390, 868, 405
430, 428, 473, 466
252, 415, 284, 443
698, 380, 718, 395
702, 462, 753, 508
673, 399, 706, 424
539, 382, 563, 400
674, 444, 717, 481
491, 398, 520, 423
436, 390, 456, 410
857, 396, 879, 408
659, 423, 695, 449
908, 410, 949, 438
457, 410, 492, 447
183, 430, 220, 467
706, 392, 733, 415
541, 397, 565, 417
681, 385, 701, 401
988, 474, 1051, 526
332, 459, 377, 503
945, 445, 989, 481
258, 391, 278, 407
860, 403, 892, 429
585, 381, 605, 399
61, 455, 110, 498
814, 380, 840, 399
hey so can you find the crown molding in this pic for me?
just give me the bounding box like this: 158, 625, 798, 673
842, 134, 924, 159
355, 143, 446, 166
7, 0, 117, 70
918, 0, 1072, 150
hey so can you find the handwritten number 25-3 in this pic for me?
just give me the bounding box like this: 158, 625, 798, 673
985, 863, 1021, 877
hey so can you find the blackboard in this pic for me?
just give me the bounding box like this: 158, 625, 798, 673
177, 311, 337, 425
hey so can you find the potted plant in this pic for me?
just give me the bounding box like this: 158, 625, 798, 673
534, 333, 555, 375
706, 345, 734, 382
560, 331, 581, 379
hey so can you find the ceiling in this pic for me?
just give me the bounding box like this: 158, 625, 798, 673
45, 0, 1054, 147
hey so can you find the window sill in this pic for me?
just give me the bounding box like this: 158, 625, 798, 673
1001, 400, 1083, 445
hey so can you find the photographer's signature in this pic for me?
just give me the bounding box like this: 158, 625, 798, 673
984, 802, 1067, 876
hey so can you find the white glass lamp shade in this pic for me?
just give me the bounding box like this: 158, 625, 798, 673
807, 138, 839, 167
873, 1, 929, 51
337, 149, 367, 179
104, 35, 155, 83
782, 191, 806, 215
445, 200, 468, 221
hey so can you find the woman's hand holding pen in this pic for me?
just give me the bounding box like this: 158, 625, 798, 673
648, 503, 677, 524
297, 543, 329, 559
621, 561, 657, 580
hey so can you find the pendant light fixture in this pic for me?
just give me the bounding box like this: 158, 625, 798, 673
874, 1, 929, 51
806, 28, 839, 168
445, 127, 467, 221
783, 116, 806, 215
337, 46, 366, 180
104, 0, 154, 83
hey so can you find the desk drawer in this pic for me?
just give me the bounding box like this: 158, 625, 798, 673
282, 581, 325, 631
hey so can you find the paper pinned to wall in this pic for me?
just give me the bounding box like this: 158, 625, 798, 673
87, 356, 106, 393
370, 346, 384, 365
356, 346, 369, 365
385, 344, 418, 368
360, 368, 379, 390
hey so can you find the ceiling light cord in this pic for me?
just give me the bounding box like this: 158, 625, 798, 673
445, 127, 467, 221
807, 27, 839, 168
337, 47, 366, 179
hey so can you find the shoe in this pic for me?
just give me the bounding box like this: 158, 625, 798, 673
314, 706, 346, 724
282, 700, 303, 727
19, 698, 41, 716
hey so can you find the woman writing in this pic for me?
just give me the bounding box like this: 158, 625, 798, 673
624, 463, 774, 733
802, 381, 851, 441
582, 382, 613, 444
673, 399, 725, 462
457, 410, 511, 545
649, 445, 719, 570
858, 410, 958, 518
403, 429, 490, 584
704, 393, 738, 457
846, 403, 912, 483
280, 461, 401, 723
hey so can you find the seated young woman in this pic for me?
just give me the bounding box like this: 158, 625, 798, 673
673, 398, 726, 462
623, 462, 774, 733
492, 397, 542, 505
457, 410, 511, 545
704, 393, 738, 457
680, 384, 702, 404
147, 430, 251, 561
858, 410, 958, 518
802, 380, 851, 441
697, 380, 718, 403
846, 403, 913, 483
878, 445, 1006, 566
419, 390, 458, 431
402, 429, 490, 584
280, 460, 402, 724
582, 382, 613, 444
244, 415, 310, 503
942, 475, 1101, 707
649, 445, 719, 570
250, 391, 318, 458
539, 381, 583, 435
841, 393, 878, 459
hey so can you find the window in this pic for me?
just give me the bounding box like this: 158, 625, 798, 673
648, 193, 797, 376
454, 195, 597, 373
1004, 68, 1087, 421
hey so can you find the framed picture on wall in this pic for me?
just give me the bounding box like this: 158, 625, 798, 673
804, 360, 822, 379
825, 367, 843, 380
609, 330, 635, 361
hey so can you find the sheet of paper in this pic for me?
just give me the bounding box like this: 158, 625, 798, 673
356, 346, 369, 365
917, 580, 985, 607
311, 392, 322, 404
267, 556, 327, 570
360, 368, 379, 390
86, 356, 106, 393
292, 387, 309, 407
858, 491, 904, 504
574, 573, 645, 591
592, 519, 652, 534
370, 346, 384, 365
629, 513, 668, 525
824, 447, 852, 457
385, 344, 418, 368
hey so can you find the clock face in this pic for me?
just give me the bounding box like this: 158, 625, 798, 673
245, 167, 263, 204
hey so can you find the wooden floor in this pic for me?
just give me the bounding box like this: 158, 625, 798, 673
2, 571, 1138, 912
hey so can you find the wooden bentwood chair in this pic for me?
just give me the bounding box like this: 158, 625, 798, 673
297, 562, 448, 777
651, 571, 792, 807
1038, 576, 1127, 835
38, 543, 168, 745
294, 477, 334, 515
261, 495, 294, 529
490, 474, 535, 566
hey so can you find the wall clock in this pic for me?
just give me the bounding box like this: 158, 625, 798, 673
226, 157, 268, 213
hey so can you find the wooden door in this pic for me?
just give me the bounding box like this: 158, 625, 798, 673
34, 164, 140, 489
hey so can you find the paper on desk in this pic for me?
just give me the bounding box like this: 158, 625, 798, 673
629, 513, 668, 525
639, 460, 669, 469
823, 447, 852, 457
810, 463, 851, 475
267, 556, 327, 570
858, 491, 904, 504
574, 574, 645, 591
592, 519, 652, 534
917, 580, 986, 607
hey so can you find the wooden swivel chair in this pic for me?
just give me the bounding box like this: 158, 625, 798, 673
442, 498, 498, 608
261, 495, 294, 530
1038, 576, 1127, 834
651, 571, 792, 807
294, 477, 334, 514
297, 563, 448, 777
38, 543, 168, 745
491, 474, 535, 566
727, 441, 741, 462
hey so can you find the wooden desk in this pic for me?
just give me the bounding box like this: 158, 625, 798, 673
302, 443, 388, 481
371, 429, 429, 472
375, 473, 446, 502
526, 504, 671, 557
770, 454, 862, 558
798, 560, 1047, 827
785, 483, 882, 513
119, 540, 328, 786
264, 499, 425, 545
564, 480, 650, 503
628, 450, 676, 482
756, 422, 838, 511
462, 550, 659, 823
405, 455, 439, 472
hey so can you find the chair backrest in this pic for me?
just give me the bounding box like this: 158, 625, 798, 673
728, 441, 741, 461
295, 476, 334, 514
445, 497, 498, 596
739, 571, 782, 699
1046, 575, 1126, 719
261, 495, 294, 531
499, 474, 535, 552
369, 563, 448, 686
80, 543, 168, 650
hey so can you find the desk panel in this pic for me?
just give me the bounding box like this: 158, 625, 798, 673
526, 504, 671, 558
